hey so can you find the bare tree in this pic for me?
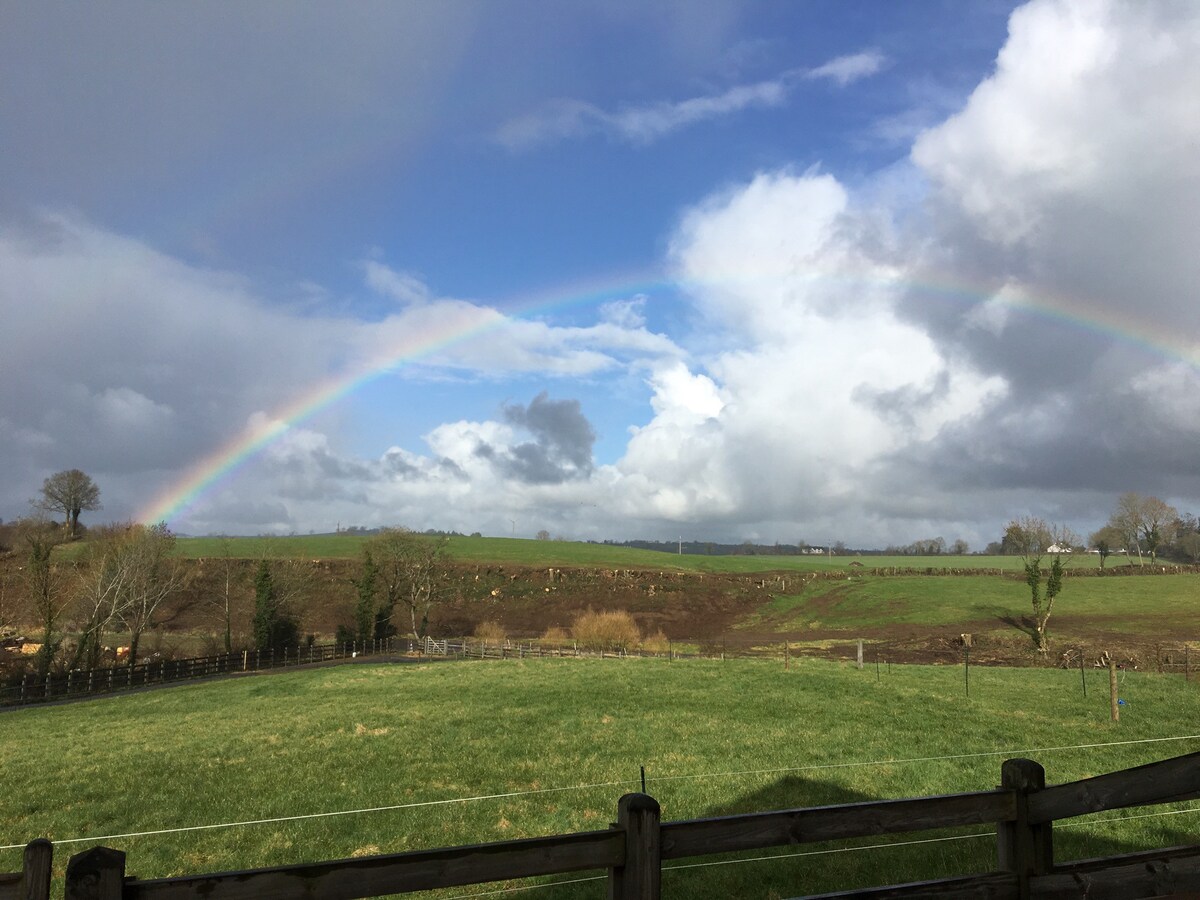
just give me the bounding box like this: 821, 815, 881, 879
71, 524, 137, 670
16, 518, 71, 675
37, 469, 101, 537
119, 523, 188, 666
1109, 492, 1178, 565
367, 528, 449, 641
199, 537, 245, 653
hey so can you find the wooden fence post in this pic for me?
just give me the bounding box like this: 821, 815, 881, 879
1110, 658, 1120, 722
997, 758, 1052, 900
65, 846, 125, 900
608, 793, 661, 900
22, 838, 52, 900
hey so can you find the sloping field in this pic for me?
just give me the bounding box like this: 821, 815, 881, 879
3, 657, 1199, 897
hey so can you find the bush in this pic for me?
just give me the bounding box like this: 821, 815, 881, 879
474, 620, 507, 645
572, 609, 640, 652
642, 629, 670, 654
540, 625, 570, 646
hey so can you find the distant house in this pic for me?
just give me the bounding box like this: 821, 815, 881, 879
1047, 543, 1072, 554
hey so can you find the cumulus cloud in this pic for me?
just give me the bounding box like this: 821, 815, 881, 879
0, 213, 680, 526
5, 0, 1198, 547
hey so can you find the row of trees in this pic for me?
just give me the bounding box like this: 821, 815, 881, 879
984, 494, 1198, 566
1090, 493, 1198, 565
11, 519, 185, 675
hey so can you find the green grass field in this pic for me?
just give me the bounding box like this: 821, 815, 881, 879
174, 533, 1123, 572
3, 657, 1199, 898
745, 573, 1200, 636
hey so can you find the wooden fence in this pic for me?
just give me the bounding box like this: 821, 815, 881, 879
0, 639, 411, 708
5, 751, 1194, 899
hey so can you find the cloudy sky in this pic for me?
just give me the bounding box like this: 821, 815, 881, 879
3, 0, 1198, 548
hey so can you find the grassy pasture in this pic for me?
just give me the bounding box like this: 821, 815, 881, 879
3, 657, 1199, 898
746, 573, 1200, 637
173, 533, 1120, 571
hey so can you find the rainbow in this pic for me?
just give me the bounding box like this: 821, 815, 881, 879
136, 270, 1200, 528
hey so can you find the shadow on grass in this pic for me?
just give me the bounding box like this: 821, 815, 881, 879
670, 774, 1199, 898
994, 611, 1042, 648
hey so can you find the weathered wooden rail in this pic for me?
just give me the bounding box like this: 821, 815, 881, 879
10, 751, 1193, 899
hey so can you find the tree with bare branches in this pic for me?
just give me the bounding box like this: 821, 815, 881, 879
37, 469, 101, 537
367, 528, 448, 641
1109, 492, 1178, 564
16, 518, 71, 675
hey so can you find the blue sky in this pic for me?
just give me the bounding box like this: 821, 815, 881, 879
3, 1, 1199, 547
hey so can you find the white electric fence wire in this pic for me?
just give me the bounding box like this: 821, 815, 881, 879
443, 812, 1200, 899
4, 732, 1199, 852
442, 832, 995, 899
1058, 805, 1200, 829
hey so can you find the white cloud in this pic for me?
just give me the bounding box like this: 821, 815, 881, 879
806, 49, 887, 86
495, 77, 791, 150
0, 214, 682, 526
496, 48, 886, 150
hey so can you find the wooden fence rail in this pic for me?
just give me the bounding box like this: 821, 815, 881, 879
31, 751, 1199, 899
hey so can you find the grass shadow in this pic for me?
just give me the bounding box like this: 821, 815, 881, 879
672, 775, 1199, 898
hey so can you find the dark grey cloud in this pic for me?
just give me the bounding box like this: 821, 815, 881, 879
493, 392, 597, 484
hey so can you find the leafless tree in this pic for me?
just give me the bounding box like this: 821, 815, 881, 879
1109, 493, 1178, 564
367, 528, 449, 640
119, 523, 188, 666
14, 518, 71, 674
37, 469, 101, 537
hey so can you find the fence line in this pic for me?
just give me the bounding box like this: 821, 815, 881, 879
24, 750, 1200, 900
0, 638, 414, 708
6, 630, 1198, 709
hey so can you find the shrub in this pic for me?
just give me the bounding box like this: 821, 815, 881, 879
642, 629, 670, 654
474, 620, 507, 645
540, 625, 570, 646
572, 609, 640, 652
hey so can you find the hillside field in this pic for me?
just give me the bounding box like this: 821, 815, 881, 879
3, 657, 1200, 898
173, 533, 1117, 572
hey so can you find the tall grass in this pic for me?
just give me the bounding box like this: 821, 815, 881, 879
2, 658, 1198, 897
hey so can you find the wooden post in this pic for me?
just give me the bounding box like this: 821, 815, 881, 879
857, 639, 864, 670
1079, 648, 1087, 697
65, 846, 125, 900
1187, 645, 1190, 682
22, 838, 52, 900
608, 793, 661, 900
784, 641, 789, 670
997, 758, 1052, 900
964, 646, 970, 697
1110, 658, 1120, 722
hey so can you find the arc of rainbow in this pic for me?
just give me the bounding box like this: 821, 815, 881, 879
137, 273, 660, 526
137, 271, 1200, 527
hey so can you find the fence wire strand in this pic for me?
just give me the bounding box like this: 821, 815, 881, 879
5, 732, 1199, 852
442, 808, 1200, 899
